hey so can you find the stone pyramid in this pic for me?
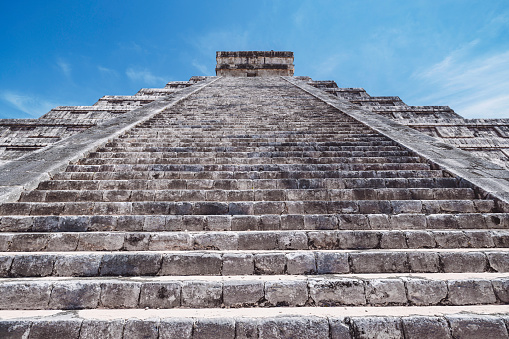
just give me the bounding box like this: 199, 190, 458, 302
0, 51, 509, 338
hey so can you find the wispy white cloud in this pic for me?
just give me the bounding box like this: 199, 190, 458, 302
0, 91, 57, 117
98, 66, 118, 76
57, 59, 71, 78
125, 68, 165, 85
191, 60, 211, 76
413, 43, 509, 118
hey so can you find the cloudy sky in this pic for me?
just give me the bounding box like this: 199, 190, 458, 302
1, 0, 508, 119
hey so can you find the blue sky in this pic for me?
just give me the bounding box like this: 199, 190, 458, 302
1, 0, 508, 119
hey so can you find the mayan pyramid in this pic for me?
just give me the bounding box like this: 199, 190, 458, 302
0, 51, 508, 338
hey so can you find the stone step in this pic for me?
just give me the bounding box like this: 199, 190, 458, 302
0, 273, 508, 310
1, 229, 508, 252
64, 162, 434, 172
36, 177, 455, 191
19, 188, 475, 203
51, 169, 446, 181
0, 199, 493, 216
1, 249, 508, 277
75, 155, 422, 165
86, 150, 412, 159
1, 213, 506, 232
1, 307, 508, 339
109, 139, 398, 147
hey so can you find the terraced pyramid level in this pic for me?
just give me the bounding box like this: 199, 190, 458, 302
1, 76, 509, 338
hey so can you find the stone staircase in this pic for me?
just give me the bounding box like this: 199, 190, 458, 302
1, 77, 509, 338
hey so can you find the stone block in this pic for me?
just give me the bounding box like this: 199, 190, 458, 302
10, 254, 55, 277
487, 252, 509, 272
286, 252, 316, 274
193, 318, 235, 339
350, 317, 404, 339
408, 252, 439, 272
149, 233, 192, 250
402, 316, 452, 339
448, 315, 509, 339
492, 278, 509, 302
223, 280, 264, 307
100, 281, 141, 308
0, 256, 13, 277
194, 232, 238, 250
380, 231, 407, 249
278, 231, 308, 250
100, 253, 162, 276
405, 231, 436, 248
316, 252, 350, 274
447, 280, 497, 305
0, 320, 31, 339
365, 279, 406, 305
30, 320, 82, 339
159, 318, 193, 338
235, 318, 259, 339
49, 281, 100, 309
254, 253, 286, 275
123, 319, 159, 339
308, 231, 338, 249
181, 281, 222, 308
258, 316, 329, 339
265, 280, 308, 306
405, 279, 447, 305
222, 253, 254, 275
161, 253, 222, 276
339, 231, 379, 249
79, 319, 125, 339
350, 252, 409, 273
238, 232, 277, 250
329, 318, 353, 339
440, 252, 487, 272
139, 282, 181, 308
53, 254, 101, 276
76, 232, 124, 251
309, 278, 365, 306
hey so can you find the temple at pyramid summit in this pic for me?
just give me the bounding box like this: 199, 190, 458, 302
0, 51, 509, 338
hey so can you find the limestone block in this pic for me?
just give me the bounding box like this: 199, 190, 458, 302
194, 232, 238, 250
10, 254, 55, 277
53, 254, 101, 276
338, 231, 379, 249
193, 318, 235, 339
9, 233, 49, 251
221, 253, 253, 275
160, 253, 222, 276
0, 256, 13, 277
492, 279, 509, 302
76, 232, 124, 251
405, 231, 436, 248
49, 281, 100, 309
286, 252, 316, 274
206, 215, 231, 231
405, 279, 447, 305
123, 319, 159, 339
235, 318, 259, 339
487, 252, 509, 272
350, 317, 404, 339
447, 315, 509, 339
123, 233, 150, 250
365, 279, 406, 305
278, 231, 308, 250
315, 252, 350, 274
100, 282, 141, 308
79, 320, 125, 339
440, 252, 487, 272
181, 281, 222, 308
238, 232, 278, 250
223, 280, 264, 307
380, 231, 408, 249
447, 280, 497, 305
30, 320, 82, 339
46, 233, 79, 251
254, 253, 286, 275
159, 318, 193, 338
350, 252, 409, 273
402, 316, 452, 339
231, 216, 258, 231
100, 253, 162, 276
308, 231, 338, 249
304, 214, 337, 230
329, 318, 353, 339
309, 278, 365, 306
264, 280, 308, 306
139, 282, 181, 308
149, 233, 192, 250
408, 252, 439, 272
0, 320, 32, 339
258, 317, 329, 339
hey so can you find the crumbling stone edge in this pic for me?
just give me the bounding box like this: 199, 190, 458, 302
1, 312, 509, 338
0, 77, 220, 203
285, 76, 509, 211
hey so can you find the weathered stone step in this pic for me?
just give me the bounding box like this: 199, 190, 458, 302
110, 139, 397, 147
2, 307, 508, 339
98, 144, 403, 152
2, 212, 506, 233
86, 150, 412, 159
65, 162, 433, 172
51, 169, 446, 181
76, 155, 422, 165
36, 177, 454, 192
0, 199, 493, 216
1, 229, 508, 252
1, 273, 508, 310
1, 249, 508, 277
19, 188, 474, 203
